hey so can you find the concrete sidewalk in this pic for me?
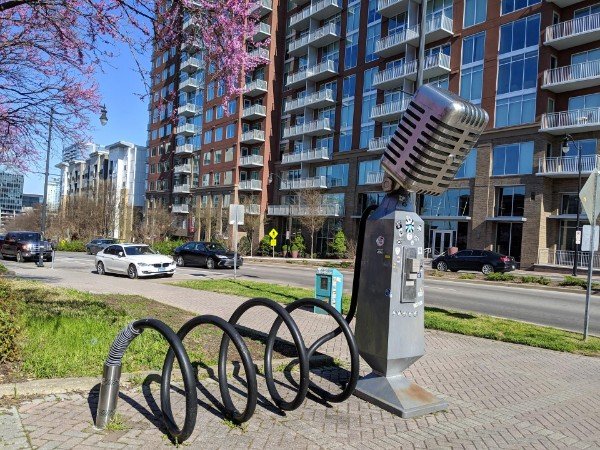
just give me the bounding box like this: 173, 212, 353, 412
1, 274, 600, 448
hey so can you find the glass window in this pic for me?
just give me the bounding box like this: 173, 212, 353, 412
464, 0, 486, 27
339, 131, 352, 152
345, 33, 359, 69
214, 150, 222, 163
226, 123, 236, 139
228, 99, 238, 115
495, 93, 536, 127
574, 4, 600, 18
497, 51, 538, 95
365, 24, 380, 63
214, 127, 223, 142
462, 32, 485, 65
568, 93, 600, 110
501, 0, 540, 15
561, 194, 579, 215
493, 142, 534, 176
496, 185, 525, 216
358, 159, 382, 185
207, 81, 215, 101
495, 222, 523, 261
204, 129, 212, 144
499, 15, 540, 54
455, 149, 477, 179
315, 163, 349, 187
420, 188, 470, 217
461, 32, 485, 104
205, 108, 213, 123
564, 139, 597, 157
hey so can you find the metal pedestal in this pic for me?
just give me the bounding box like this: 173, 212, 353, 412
355, 373, 447, 418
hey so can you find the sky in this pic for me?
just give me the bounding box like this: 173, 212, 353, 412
23, 42, 151, 195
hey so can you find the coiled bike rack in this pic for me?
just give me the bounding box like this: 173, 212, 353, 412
95, 207, 374, 443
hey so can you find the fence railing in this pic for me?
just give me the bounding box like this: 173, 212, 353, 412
239, 154, 264, 166
543, 60, 600, 86
280, 175, 327, 190
538, 155, 600, 174
284, 88, 334, 113
538, 249, 600, 269
238, 179, 262, 190
281, 147, 330, 164
540, 107, 600, 130
545, 12, 600, 42
371, 97, 412, 120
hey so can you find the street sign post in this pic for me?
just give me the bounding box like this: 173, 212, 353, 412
576, 230, 582, 245
579, 170, 600, 340
269, 228, 278, 258
229, 204, 245, 279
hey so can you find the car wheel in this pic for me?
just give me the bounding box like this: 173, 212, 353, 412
436, 261, 447, 272
450, 269, 458, 272
16, 251, 24, 263
206, 258, 215, 270
164, 274, 174, 278
97, 261, 105, 275
86, 248, 92, 255
481, 264, 494, 275
127, 264, 138, 279
176, 256, 185, 267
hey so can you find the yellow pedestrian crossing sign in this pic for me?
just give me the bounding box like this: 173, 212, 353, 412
269, 228, 278, 239
270, 238, 277, 246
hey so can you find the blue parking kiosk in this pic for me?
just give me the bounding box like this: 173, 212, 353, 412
314, 267, 343, 314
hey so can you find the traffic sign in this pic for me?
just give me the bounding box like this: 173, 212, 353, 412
579, 170, 600, 222
576, 230, 582, 245
229, 204, 245, 225
270, 238, 277, 247
581, 225, 599, 252
269, 228, 278, 239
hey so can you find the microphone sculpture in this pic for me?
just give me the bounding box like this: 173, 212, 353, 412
353, 84, 489, 417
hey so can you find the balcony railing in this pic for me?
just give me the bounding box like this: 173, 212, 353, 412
175, 143, 195, 154
175, 124, 201, 135
368, 136, 391, 152
285, 60, 338, 88
238, 179, 262, 191
239, 154, 264, 167
281, 147, 330, 165
178, 78, 202, 91
282, 118, 332, 139
253, 22, 271, 41
309, 0, 342, 20
177, 103, 201, 116
240, 129, 265, 143
370, 97, 412, 121
280, 175, 328, 190
365, 171, 384, 185
540, 107, 600, 134
373, 61, 409, 89
537, 155, 600, 176
284, 89, 335, 113
538, 249, 600, 269
249, 47, 270, 62
172, 204, 189, 214
289, 23, 340, 55
180, 57, 202, 73
245, 204, 261, 215
250, 0, 272, 16
425, 14, 453, 39
375, 25, 419, 57
545, 13, 600, 49
286, 68, 310, 88
174, 164, 192, 174
244, 79, 268, 96
268, 203, 344, 216
173, 184, 191, 193
242, 104, 266, 119
289, 7, 313, 29
542, 60, 600, 92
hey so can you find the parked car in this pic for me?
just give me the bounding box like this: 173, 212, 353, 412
432, 250, 516, 274
95, 243, 176, 279
86, 238, 118, 255
173, 241, 243, 269
1, 231, 53, 263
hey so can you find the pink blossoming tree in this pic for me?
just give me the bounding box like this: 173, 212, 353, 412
0, 0, 265, 168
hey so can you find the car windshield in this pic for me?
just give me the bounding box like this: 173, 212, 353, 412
124, 246, 156, 256
19, 233, 41, 241
205, 243, 227, 252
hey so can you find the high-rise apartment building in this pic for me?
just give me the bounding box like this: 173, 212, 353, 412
0, 171, 24, 223
148, 0, 600, 268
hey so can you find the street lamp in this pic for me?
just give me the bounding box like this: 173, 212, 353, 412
37, 105, 108, 267
562, 134, 581, 276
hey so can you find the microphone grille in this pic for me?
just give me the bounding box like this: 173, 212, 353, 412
383, 84, 489, 195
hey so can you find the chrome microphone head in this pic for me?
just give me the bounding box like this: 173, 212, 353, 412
383, 84, 489, 196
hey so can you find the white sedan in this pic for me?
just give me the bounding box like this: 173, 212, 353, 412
95, 243, 176, 279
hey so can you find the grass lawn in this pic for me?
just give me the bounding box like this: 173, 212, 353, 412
0, 277, 287, 382
173, 279, 600, 357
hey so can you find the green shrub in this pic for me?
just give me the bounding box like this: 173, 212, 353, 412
459, 273, 476, 280
291, 235, 306, 255
485, 272, 515, 282
0, 263, 8, 274
237, 236, 252, 256
559, 275, 600, 289
328, 230, 348, 258
0, 281, 19, 363
56, 240, 86, 252
259, 235, 272, 256
151, 240, 186, 255
429, 270, 445, 277
520, 275, 551, 285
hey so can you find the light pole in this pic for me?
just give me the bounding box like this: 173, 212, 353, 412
416, 0, 428, 88
37, 104, 108, 267
562, 134, 581, 276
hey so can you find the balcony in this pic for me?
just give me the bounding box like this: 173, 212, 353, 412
268, 203, 344, 216
285, 68, 310, 89
249, 47, 270, 64
244, 79, 268, 97
177, 103, 201, 117
375, 25, 419, 57
245, 204, 261, 215
425, 14, 454, 43
372, 61, 411, 90
239, 154, 264, 168
288, 34, 310, 57
254, 22, 271, 41
377, 0, 416, 18
540, 107, 600, 134
179, 78, 202, 92
250, 0, 272, 17
238, 179, 263, 191
280, 175, 328, 190
281, 147, 330, 165
180, 57, 202, 73
240, 129, 265, 144
242, 104, 267, 120
545, 13, 600, 50
537, 155, 600, 178
365, 171, 384, 185
175, 143, 195, 155
288, 23, 340, 56
173, 184, 191, 194
370, 97, 412, 122
282, 118, 332, 139
368, 136, 391, 152
405, 53, 451, 80
174, 164, 192, 174
172, 204, 189, 214
175, 124, 201, 136
289, 7, 312, 30
310, 0, 342, 21
284, 89, 335, 114
306, 59, 338, 82
542, 60, 600, 93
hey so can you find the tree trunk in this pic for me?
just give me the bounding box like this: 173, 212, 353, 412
311, 232, 314, 259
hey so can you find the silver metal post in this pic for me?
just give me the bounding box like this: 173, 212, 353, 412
574, 140, 582, 276
583, 171, 599, 340
233, 208, 238, 280
38, 107, 54, 268
416, 0, 428, 88
95, 364, 122, 429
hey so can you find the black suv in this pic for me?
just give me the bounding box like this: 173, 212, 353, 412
1, 231, 53, 263
173, 241, 243, 269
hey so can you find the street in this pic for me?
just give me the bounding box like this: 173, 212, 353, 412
1, 251, 598, 335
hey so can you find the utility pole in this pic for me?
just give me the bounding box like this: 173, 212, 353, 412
37, 107, 54, 267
